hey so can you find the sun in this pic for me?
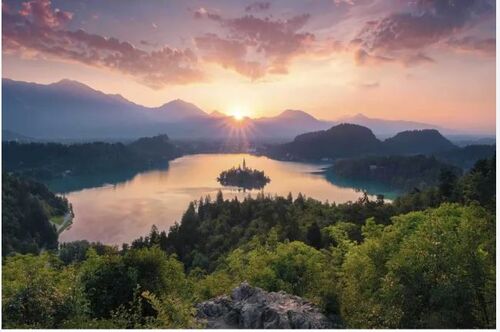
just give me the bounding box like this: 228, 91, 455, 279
228, 105, 248, 122
232, 111, 244, 121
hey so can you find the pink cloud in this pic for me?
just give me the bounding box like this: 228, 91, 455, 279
356, 0, 494, 52
245, 2, 271, 13
352, 0, 495, 65
195, 33, 265, 79
193, 7, 222, 21
19, 0, 73, 28
3, 0, 205, 88
195, 13, 315, 79
446, 36, 495, 57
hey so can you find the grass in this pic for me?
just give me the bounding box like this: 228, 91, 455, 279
51, 215, 65, 225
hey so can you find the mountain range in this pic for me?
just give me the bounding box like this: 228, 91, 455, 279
1, 78, 480, 141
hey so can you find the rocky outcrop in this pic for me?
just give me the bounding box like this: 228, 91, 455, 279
196, 282, 338, 329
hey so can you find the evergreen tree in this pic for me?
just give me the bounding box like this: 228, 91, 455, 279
306, 222, 322, 249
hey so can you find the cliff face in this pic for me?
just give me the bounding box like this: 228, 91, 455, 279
196, 282, 339, 329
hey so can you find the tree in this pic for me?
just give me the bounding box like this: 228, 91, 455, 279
460, 156, 495, 212
306, 222, 322, 249
341, 203, 495, 328
79, 251, 138, 318
219, 240, 338, 310
2, 253, 79, 328
438, 168, 458, 201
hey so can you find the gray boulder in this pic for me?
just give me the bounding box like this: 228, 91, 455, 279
196, 282, 338, 329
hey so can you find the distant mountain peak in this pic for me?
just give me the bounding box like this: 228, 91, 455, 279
159, 99, 199, 109
210, 110, 227, 118
278, 109, 317, 121
50, 79, 93, 90
352, 113, 368, 120
46, 79, 112, 98
154, 99, 208, 120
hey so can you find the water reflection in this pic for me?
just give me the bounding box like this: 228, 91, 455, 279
322, 170, 400, 200
58, 154, 396, 245
47, 165, 169, 193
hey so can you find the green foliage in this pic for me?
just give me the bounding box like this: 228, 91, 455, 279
79, 250, 138, 318
124, 246, 191, 300
460, 156, 496, 211
195, 239, 339, 313
2, 253, 80, 328
141, 291, 200, 328
3, 247, 198, 328
147, 191, 395, 272
2, 173, 68, 255
340, 203, 495, 328
58, 240, 118, 265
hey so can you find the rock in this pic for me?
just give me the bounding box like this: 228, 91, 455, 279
196, 282, 338, 329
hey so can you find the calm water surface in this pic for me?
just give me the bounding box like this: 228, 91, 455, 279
57, 154, 393, 244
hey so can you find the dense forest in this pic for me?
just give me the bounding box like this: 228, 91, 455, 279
2, 173, 70, 256
2, 156, 495, 328
329, 155, 462, 191
3, 134, 181, 180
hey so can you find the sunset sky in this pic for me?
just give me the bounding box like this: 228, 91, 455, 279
2, 0, 496, 133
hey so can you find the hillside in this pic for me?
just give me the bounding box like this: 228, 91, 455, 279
435, 144, 496, 169
329, 155, 462, 191
2, 173, 69, 255
267, 125, 464, 161
268, 123, 382, 160
3, 134, 182, 181
383, 129, 457, 154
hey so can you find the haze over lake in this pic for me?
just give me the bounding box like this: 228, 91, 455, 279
55, 154, 391, 244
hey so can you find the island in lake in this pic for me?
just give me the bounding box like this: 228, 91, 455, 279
217, 159, 271, 190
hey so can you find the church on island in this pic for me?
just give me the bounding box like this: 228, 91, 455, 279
217, 159, 270, 190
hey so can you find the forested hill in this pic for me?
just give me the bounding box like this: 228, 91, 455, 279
3, 134, 182, 180
264, 124, 494, 167
2, 173, 70, 255
268, 123, 382, 160
329, 155, 463, 191
383, 129, 457, 154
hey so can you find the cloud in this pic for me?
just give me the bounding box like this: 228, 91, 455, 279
193, 7, 222, 21
140, 40, 159, 47
333, 0, 355, 5
3, 0, 205, 88
357, 81, 380, 89
18, 0, 73, 28
245, 2, 271, 13
354, 48, 393, 65
194, 33, 265, 79
354, 48, 434, 67
352, 0, 495, 65
446, 36, 495, 56
195, 12, 315, 79
402, 52, 435, 66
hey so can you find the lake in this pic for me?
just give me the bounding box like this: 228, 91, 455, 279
54, 154, 396, 245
